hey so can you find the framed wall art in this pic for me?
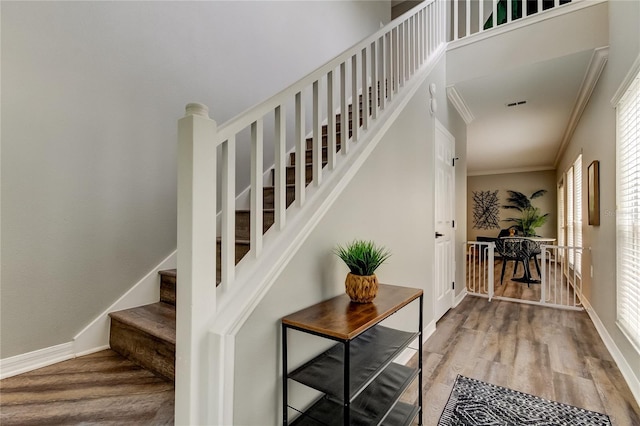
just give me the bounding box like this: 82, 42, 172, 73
588, 160, 600, 226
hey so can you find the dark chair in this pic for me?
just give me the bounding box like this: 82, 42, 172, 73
494, 238, 525, 285
475, 236, 495, 260
495, 238, 542, 286
524, 239, 542, 279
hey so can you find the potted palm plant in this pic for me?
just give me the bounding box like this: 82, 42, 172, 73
502, 190, 549, 237
334, 240, 391, 303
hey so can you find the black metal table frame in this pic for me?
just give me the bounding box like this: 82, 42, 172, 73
282, 295, 423, 426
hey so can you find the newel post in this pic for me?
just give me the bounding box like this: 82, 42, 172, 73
176, 102, 217, 425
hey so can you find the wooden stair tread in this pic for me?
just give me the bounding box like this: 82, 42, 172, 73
217, 237, 250, 245
159, 269, 176, 278
109, 302, 176, 345
103, 91, 368, 384
236, 208, 275, 213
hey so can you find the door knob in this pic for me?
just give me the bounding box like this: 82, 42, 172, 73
435, 232, 444, 238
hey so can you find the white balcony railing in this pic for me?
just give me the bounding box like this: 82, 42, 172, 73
176, 1, 446, 423
452, 0, 581, 41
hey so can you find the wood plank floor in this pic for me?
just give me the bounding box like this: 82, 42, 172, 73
0, 350, 174, 425
402, 295, 640, 426
2, 297, 639, 425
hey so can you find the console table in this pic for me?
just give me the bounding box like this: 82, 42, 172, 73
281, 284, 423, 425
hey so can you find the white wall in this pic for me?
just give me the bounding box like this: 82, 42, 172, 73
0, 1, 391, 359
233, 55, 467, 424
466, 170, 558, 241
555, 0, 640, 389
447, 1, 609, 84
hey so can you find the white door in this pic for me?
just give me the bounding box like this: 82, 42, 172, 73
434, 120, 455, 321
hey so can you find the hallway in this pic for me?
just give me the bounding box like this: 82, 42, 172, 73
403, 295, 640, 425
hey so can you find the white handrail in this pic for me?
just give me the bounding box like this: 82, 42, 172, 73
217, 0, 438, 142
177, 1, 446, 422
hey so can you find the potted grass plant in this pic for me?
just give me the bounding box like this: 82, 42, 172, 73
334, 240, 391, 303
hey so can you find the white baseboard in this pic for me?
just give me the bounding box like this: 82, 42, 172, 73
73, 251, 177, 355
581, 297, 640, 406
396, 319, 437, 365
0, 342, 74, 380
454, 289, 467, 307
0, 252, 177, 379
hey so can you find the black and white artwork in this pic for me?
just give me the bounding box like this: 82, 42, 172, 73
472, 190, 500, 229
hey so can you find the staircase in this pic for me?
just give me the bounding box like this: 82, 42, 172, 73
108, 270, 177, 381
214, 111, 352, 283
132, 2, 446, 421
106, 99, 362, 383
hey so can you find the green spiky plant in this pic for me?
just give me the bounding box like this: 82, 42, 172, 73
334, 240, 391, 276
502, 190, 549, 237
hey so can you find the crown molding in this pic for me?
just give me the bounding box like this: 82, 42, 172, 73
554, 46, 609, 167
611, 52, 640, 107
446, 85, 475, 124
467, 165, 556, 177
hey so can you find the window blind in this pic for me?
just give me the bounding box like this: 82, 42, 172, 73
567, 166, 575, 265
617, 68, 640, 352
558, 182, 565, 248
574, 154, 583, 273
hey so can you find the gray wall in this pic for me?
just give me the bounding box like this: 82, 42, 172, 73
555, 0, 640, 385
0, 1, 391, 359
467, 170, 558, 241
234, 55, 467, 425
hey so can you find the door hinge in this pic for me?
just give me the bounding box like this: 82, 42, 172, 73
452, 281, 455, 289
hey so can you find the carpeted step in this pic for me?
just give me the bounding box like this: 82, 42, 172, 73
109, 302, 176, 381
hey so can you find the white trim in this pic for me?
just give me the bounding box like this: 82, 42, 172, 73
446, 85, 474, 124
582, 298, 640, 406
209, 45, 448, 425
0, 251, 177, 379
454, 288, 467, 307
0, 342, 74, 380
73, 251, 176, 355
554, 47, 609, 166
611, 53, 640, 107
447, 0, 607, 50
467, 165, 556, 176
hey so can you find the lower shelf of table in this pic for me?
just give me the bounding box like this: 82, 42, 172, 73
288, 362, 418, 426
290, 400, 419, 426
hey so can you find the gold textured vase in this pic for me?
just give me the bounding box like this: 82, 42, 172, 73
345, 273, 379, 303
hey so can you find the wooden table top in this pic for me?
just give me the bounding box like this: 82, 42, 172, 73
282, 284, 422, 341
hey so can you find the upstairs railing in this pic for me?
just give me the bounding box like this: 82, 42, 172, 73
452, 0, 577, 41
176, 1, 446, 423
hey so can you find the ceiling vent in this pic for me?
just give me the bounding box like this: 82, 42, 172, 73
506, 100, 527, 107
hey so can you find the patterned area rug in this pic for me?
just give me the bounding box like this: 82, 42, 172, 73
438, 375, 611, 425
